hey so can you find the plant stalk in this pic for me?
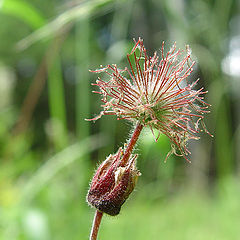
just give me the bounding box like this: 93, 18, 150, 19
121, 122, 143, 166
90, 210, 103, 240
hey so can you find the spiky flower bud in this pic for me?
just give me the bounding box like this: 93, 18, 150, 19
87, 147, 141, 216
88, 38, 212, 161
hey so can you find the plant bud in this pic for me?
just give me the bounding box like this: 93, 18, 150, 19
87, 148, 141, 216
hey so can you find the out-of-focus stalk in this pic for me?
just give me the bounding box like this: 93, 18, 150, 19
47, 55, 68, 149
76, 18, 90, 140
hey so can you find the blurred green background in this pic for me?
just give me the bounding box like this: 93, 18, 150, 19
0, 0, 239, 239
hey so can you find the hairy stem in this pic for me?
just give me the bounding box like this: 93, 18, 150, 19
90, 210, 103, 240
89, 122, 143, 239
121, 122, 143, 166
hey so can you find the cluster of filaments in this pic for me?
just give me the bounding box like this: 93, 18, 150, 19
90, 39, 211, 161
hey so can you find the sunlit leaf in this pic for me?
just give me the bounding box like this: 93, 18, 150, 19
20, 134, 108, 202
0, 0, 46, 29
16, 0, 114, 50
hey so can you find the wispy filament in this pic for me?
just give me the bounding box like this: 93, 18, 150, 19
88, 38, 212, 161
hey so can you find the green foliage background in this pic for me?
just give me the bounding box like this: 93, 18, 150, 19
0, 0, 239, 239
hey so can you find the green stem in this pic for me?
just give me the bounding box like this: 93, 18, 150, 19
76, 18, 90, 140
47, 54, 68, 149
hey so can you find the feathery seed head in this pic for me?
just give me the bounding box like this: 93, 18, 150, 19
88, 38, 212, 161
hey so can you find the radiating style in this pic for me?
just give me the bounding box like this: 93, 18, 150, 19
88, 38, 212, 162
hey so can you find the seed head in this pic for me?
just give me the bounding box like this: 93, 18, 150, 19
87, 148, 140, 216
88, 38, 212, 161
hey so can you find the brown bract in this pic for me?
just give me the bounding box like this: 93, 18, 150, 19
88, 38, 212, 161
